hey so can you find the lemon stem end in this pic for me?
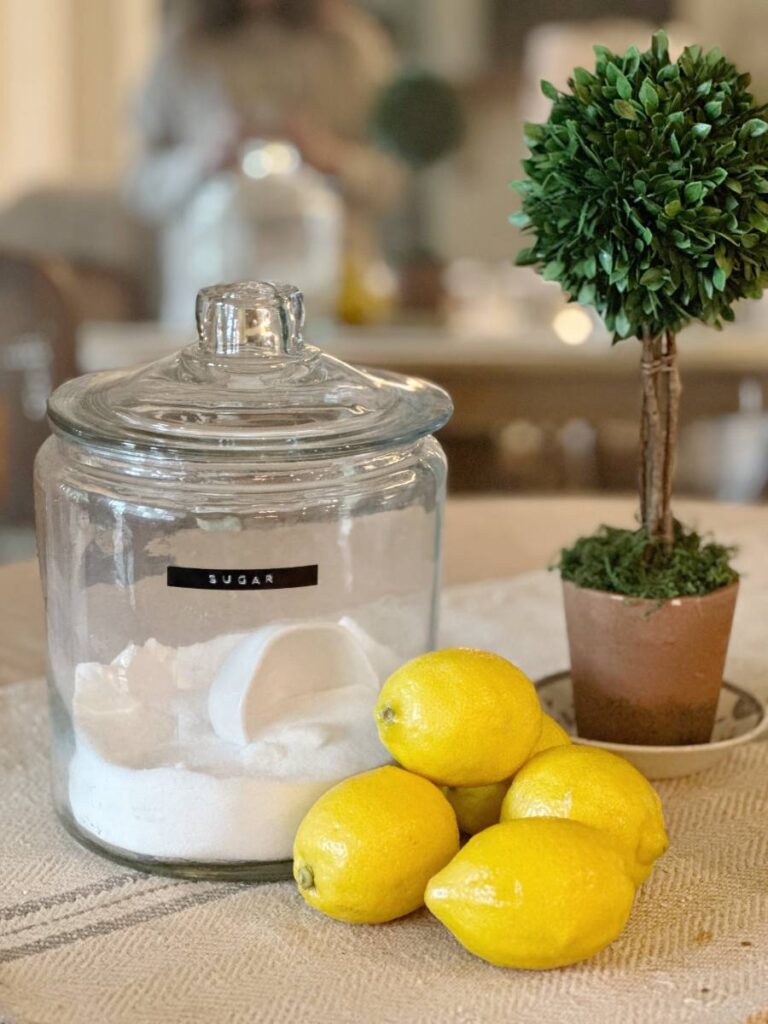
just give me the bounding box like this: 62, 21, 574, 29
296, 865, 315, 891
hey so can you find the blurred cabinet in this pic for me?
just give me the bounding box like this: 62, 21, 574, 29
77, 319, 768, 498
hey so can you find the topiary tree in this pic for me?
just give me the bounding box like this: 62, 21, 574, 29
512, 30, 768, 553
371, 71, 465, 169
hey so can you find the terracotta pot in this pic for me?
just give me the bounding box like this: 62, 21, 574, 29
562, 580, 739, 746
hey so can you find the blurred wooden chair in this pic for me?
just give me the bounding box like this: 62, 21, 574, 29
0, 251, 144, 524
0, 252, 77, 522
52, 259, 146, 325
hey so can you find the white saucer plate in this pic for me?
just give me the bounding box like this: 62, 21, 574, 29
535, 673, 768, 780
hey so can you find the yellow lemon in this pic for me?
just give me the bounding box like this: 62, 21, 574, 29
444, 781, 509, 835
529, 713, 571, 756
425, 818, 636, 969
375, 649, 542, 787
293, 765, 459, 924
501, 745, 668, 883
445, 714, 570, 834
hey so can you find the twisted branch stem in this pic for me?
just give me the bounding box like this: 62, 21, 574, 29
640, 330, 681, 550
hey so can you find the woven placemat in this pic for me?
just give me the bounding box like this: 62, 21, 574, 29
2, 572, 767, 1024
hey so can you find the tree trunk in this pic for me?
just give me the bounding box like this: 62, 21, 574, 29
639, 330, 681, 549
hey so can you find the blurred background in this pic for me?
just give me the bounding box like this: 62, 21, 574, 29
3, 0, 768, 563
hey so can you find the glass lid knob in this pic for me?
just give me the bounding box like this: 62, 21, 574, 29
195, 281, 305, 358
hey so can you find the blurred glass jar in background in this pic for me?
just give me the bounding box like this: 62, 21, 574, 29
161, 140, 342, 329
35, 282, 450, 880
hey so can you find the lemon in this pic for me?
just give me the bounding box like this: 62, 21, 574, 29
501, 745, 668, 883
425, 818, 636, 969
444, 781, 508, 835
375, 649, 542, 787
293, 765, 459, 924
444, 714, 570, 834
529, 713, 571, 755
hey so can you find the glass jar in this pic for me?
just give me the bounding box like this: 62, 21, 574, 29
35, 282, 451, 880
161, 140, 342, 329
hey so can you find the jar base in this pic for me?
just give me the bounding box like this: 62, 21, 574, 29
57, 807, 294, 882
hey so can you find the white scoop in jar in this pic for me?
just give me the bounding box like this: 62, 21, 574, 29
208, 621, 382, 746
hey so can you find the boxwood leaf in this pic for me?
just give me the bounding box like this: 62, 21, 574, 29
640, 268, 666, 289
615, 72, 632, 101
613, 99, 637, 120
542, 260, 565, 280
573, 67, 593, 86
652, 30, 669, 62
639, 79, 659, 115
598, 248, 613, 274
684, 181, 705, 204
541, 80, 558, 101
744, 118, 768, 137
658, 63, 679, 82
614, 309, 631, 336
515, 248, 537, 266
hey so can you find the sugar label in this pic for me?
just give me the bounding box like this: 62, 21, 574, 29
167, 565, 318, 590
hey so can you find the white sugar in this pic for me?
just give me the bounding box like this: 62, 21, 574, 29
68, 620, 394, 862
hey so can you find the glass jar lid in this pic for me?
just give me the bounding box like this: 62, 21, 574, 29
48, 282, 453, 460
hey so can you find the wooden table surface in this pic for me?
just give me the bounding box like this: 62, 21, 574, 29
1, 494, 761, 687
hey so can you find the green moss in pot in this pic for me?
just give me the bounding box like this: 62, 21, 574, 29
511, 31, 768, 745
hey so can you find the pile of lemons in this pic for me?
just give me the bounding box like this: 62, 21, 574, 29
293, 648, 668, 970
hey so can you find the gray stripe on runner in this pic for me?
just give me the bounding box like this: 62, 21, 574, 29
0, 874, 144, 923
0, 884, 243, 963
1, 880, 180, 941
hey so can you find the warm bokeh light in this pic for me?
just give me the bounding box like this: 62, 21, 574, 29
242, 142, 301, 180
552, 307, 593, 346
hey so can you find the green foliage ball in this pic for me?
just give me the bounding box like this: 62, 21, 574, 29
512, 31, 768, 340
370, 71, 465, 169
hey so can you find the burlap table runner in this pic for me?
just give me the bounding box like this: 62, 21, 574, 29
2, 572, 767, 1024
